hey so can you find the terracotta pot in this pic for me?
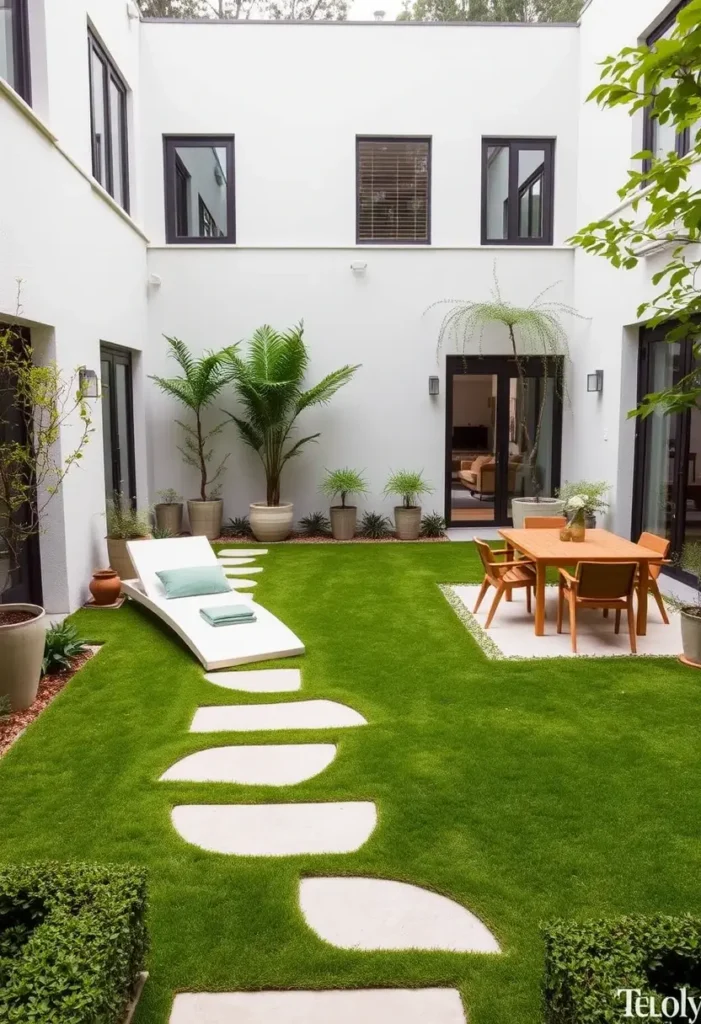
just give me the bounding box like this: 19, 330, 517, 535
394, 506, 421, 541
249, 502, 294, 542
187, 499, 223, 540
0, 604, 46, 711
330, 506, 357, 541
511, 498, 565, 529
681, 609, 701, 667
106, 536, 150, 583
89, 569, 122, 606
155, 502, 183, 536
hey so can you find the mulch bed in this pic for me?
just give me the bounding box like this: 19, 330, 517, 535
0, 650, 96, 758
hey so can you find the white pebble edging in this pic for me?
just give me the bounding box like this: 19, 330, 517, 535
299, 877, 501, 953
160, 744, 337, 785
172, 802, 377, 855
204, 668, 302, 692
190, 700, 367, 733
218, 549, 269, 557
170, 989, 466, 1024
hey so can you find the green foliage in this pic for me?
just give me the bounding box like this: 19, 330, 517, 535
398, 0, 580, 22
556, 480, 609, 518
137, 0, 349, 19
543, 914, 701, 1023
358, 511, 392, 538
156, 488, 181, 505
105, 495, 151, 540
298, 512, 332, 537
221, 516, 253, 538
420, 512, 446, 537
223, 324, 359, 506
0, 695, 10, 719
151, 525, 174, 539
569, 0, 701, 418
150, 337, 237, 501
41, 623, 89, 678
664, 541, 701, 616
384, 470, 433, 509
320, 468, 368, 508
0, 862, 148, 1023
0, 324, 93, 596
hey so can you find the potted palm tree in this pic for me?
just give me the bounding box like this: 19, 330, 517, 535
0, 325, 92, 711
384, 470, 433, 541
321, 468, 368, 540
150, 337, 236, 540
223, 324, 359, 542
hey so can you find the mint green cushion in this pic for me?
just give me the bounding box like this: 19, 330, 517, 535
200, 605, 256, 627
156, 565, 231, 599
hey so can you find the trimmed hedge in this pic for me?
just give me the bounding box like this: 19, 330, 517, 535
543, 915, 701, 1023
0, 862, 148, 1023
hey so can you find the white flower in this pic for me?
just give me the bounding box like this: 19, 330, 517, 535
566, 495, 587, 510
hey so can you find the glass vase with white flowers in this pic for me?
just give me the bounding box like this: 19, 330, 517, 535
564, 494, 587, 542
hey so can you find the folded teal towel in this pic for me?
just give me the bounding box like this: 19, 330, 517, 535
200, 604, 256, 627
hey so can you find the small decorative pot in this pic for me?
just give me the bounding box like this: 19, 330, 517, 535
89, 569, 122, 606
187, 499, 223, 540
585, 514, 597, 530
330, 506, 357, 541
249, 502, 294, 543
569, 510, 586, 543
106, 536, 150, 583
394, 506, 422, 541
0, 604, 46, 711
511, 498, 566, 529
155, 502, 183, 536
680, 609, 701, 668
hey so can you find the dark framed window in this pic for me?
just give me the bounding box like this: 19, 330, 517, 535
643, 2, 691, 170
356, 136, 431, 245
482, 138, 555, 246
164, 135, 236, 244
88, 29, 129, 212
101, 344, 136, 508
0, 0, 31, 104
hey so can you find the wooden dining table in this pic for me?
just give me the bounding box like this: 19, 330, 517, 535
498, 528, 665, 637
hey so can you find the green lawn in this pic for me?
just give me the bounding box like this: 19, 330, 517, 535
0, 542, 698, 1023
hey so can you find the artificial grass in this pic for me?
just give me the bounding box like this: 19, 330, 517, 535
0, 542, 698, 1024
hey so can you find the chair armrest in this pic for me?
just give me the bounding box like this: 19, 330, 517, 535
558, 568, 578, 589
496, 560, 536, 571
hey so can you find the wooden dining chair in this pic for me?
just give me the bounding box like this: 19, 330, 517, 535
637, 531, 672, 625
524, 516, 567, 529
557, 562, 638, 654
473, 538, 536, 628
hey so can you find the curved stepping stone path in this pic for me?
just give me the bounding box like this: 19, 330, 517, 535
218, 549, 268, 557
170, 989, 466, 1024
218, 557, 257, 566
225, 565, 264, 575
191, 699, 367, 733
205, 668, 301, 692
300, 877, 500, 952
161, 744, 337, 785
172, 802, 377, 856
225, 578, 257, 588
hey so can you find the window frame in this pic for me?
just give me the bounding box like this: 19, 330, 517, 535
1, 0, 31, 104
355, 135, 432, 246
481, 137, 555, 247
163, 135, 236, 245
87, 28, 129, 213
642, 1, 691, 171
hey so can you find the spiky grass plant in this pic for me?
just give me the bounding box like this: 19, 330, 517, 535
221, 516, 253, 538
430, 274, 583, 499
420, 512, 446, 538
320, 468, 368, 508
298, 512, 332, 537
384, 470, 433, 509
358, 511, 392, 539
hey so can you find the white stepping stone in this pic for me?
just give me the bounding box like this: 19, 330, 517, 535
226, 578, 257, 588
218, 549, 268, 557
191, 700, 366, 733
161, 744, 336, 786
226, 566, 264, 575
170, 989, 466, 1024
172, 802, 377, 855
300, 877, 501, 953
218, 557, 256, 566
204, 668, 301, 693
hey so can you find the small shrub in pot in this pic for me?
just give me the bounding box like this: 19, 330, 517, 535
154, 488, 183, 535
321, 468, 368, 540
106, 496, 152, 583
557, 480, 609, 529
384, 470, 433, 541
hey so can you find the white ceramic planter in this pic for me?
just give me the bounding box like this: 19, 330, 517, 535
187, 499, 223, 540
511, 498, 565, 529
394, 506, 421, 541
330, 506, 357, 541
250, 502, 294, 542
0, 604, 46, 711
681, 609, 701, 667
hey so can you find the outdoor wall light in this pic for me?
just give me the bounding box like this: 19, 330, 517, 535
428, 376, 440, 397
350, 261, 367, 275
78, 367, 100, 399
587, 369, 604, 393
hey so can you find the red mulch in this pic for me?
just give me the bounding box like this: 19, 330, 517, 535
0, 649, 95, 758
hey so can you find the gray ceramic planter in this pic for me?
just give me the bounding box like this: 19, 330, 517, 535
0, 604, 46, 711
681, 609, 701, 667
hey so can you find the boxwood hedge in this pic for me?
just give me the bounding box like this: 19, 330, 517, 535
0, 862, 148, 1024
543, 914, 701, 1023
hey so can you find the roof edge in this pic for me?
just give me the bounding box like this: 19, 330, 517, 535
140, 16, 579, 25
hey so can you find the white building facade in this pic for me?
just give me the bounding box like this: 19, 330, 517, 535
0, 0, 691, 611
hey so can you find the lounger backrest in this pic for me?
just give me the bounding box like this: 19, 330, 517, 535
126, 536, 219, 601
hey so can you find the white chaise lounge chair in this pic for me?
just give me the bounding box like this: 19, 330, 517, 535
121, 537, 304, 670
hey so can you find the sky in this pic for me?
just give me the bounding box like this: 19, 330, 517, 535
347, 0, 405, 20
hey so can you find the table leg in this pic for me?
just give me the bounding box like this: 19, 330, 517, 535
506, 543, 514, 601
637, 560, 649, 636
535, 562, 546, 636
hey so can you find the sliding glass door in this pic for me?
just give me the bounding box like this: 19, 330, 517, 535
445, 355, 563, 528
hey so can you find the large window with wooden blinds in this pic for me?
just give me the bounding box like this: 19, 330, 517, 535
356, 137, 431, 245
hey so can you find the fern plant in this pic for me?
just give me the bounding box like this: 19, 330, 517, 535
42, 623, 88, 677
320, 468, 368, 508
150, 337, 237, 502
223, 325, 359, 506
298, 512, 332, 537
